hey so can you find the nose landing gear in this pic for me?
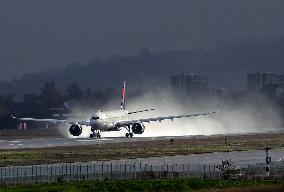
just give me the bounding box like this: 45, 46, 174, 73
90, 131, 101, 139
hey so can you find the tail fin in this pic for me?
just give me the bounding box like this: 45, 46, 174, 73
120, 81, 127, 110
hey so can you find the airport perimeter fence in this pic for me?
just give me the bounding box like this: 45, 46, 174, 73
0, 161, 284, 185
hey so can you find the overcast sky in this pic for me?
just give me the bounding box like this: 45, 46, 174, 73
1, 0, 284, 80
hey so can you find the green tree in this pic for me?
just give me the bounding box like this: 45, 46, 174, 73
65, 83, 82, 101
0, 105, 10, 117
39, 82, 63, 111
0, 105, 10, 129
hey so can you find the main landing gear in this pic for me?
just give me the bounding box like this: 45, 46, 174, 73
125, 132, 133, 138
125, 126, 134, 138
90, 131, 101, 139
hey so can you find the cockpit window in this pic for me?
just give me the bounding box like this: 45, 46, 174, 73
92, 116, 99, 120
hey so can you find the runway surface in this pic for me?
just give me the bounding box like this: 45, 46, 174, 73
1, 128, 284, 149
0, 136, 193, 149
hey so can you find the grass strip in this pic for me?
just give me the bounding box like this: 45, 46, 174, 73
1, 133, 284, 166
0, 178, 284, 192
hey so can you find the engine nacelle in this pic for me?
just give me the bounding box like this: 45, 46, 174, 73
131, 123, 145, 134
69, 124, 82, 136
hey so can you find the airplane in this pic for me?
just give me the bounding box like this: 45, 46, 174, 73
11, 81, 218, 139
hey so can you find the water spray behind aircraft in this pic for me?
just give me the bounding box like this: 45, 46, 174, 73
59, 87, 282, 138
13, 82, 218, 138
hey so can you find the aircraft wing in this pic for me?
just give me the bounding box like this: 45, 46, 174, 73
116, 111, 218, 126
128, 108, 155, 115
11, 115, 90, 126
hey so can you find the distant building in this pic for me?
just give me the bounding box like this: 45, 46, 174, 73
171, 73, 208, 96
247, 71, 284, 96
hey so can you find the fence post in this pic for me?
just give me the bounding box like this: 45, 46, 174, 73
101, 163, 104, 181
31, 165, 34, 184
51, 165, 53, 183
94, 163, 96, 180
111, 163, 113, 179
68, 163, 70, 182
140, 162, 142, 180
65, 163, 67, 181
85, 164, 88, 180
167, 164, 169, 172
4, 167, 6, 183
171, 164, 174, 179
25, 166, 27, 184
16, 166, 18, 184
36, 165, 38, 183
115, 163, 118, 179
72, 164, 75, 181
76, 164, 79, 181
13, 166, 15, 184
45, 164, 48, 183
80, 164, 83, 181
124, 163, 127, 180
120, 164, 122, 180
203, 164, 205, 180
182, 164, 184, 178
40, 165, 42, 183
144, 164, 148, 180
134, 163, 136, 180
9, 167, 11, 183
187, 164, 190, 178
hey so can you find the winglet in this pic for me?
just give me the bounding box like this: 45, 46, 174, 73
10, 114, 17, 119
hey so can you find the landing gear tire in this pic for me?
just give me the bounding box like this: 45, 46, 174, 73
126, 133, 133, 138
90, 132, 101, 139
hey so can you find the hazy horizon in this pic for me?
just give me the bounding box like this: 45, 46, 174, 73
1, 0, 284, 81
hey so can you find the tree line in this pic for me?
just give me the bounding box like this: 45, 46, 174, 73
0, 82, 120, 129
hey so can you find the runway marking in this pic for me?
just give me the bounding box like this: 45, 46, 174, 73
10, 140, 21, 143
76, 139, 112, 142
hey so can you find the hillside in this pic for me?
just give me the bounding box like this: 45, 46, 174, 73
1, 36, 284, 94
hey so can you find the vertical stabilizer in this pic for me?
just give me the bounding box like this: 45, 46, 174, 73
120, 81, 127, 110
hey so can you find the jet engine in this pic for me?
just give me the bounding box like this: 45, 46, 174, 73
131, 123, 145, 134
69, 124, 82, 136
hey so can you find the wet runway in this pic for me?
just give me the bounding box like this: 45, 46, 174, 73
1, 127, 284, 149
0, 136, 188, 149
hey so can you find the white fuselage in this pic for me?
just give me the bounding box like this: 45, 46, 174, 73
90, 110, 128, 131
